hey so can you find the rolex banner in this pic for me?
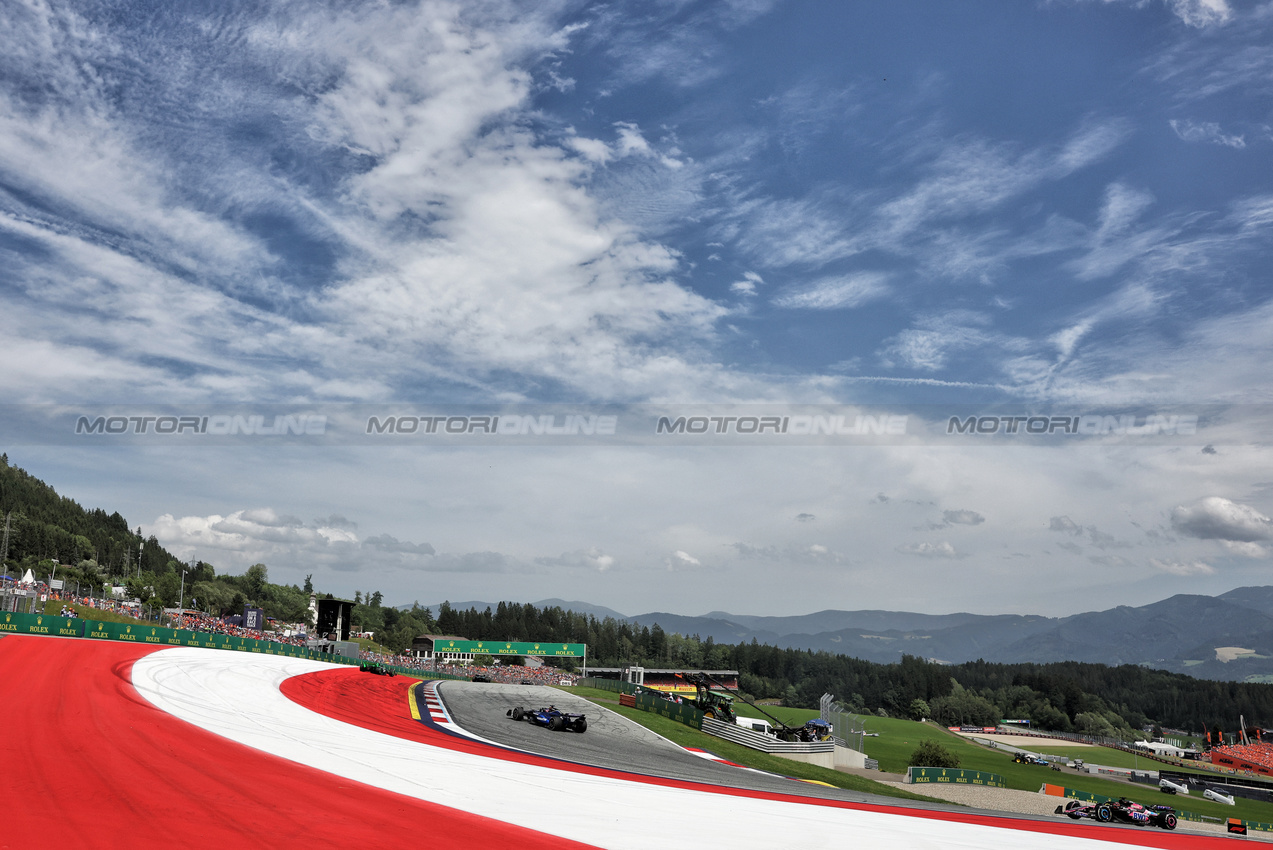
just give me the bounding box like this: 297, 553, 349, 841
0, 611, 84, 638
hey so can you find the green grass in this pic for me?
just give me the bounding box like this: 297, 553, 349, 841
351, 636, 395, 655
42, 599, 148, 625
560, 686, 934, 802
1025, 745, 1159, 769
857, 717, 1273, 824
733, 702, 821, 727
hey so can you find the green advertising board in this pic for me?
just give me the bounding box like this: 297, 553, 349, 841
635, 689, 704, 730
908, 767, 1006, 788
4, 609, 442, 672
434, 639, 586, 658
82, 621, 173, 645
0, 611, 84, 638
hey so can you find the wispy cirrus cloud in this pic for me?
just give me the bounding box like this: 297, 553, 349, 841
1170, 119, 1245, 148
1077, 0, 1231, 28
0, 1, 758, 405
772, 272, 889, 310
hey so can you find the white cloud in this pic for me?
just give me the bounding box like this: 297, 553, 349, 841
1166, 0, 1232, 28
1171, 496, 1272, 542
879, 312, 999, 371
1087, 0, 1230, 29
149, 508, 438, 572
0, 1, 750, 405
772, 272, 889, 310
942, 509, 985, 526
535, 548, 616, 572
730, 271, 764, 296
729, 542, 842, 563
896, 541, 962, 558
567, 135, 614, 164
1150, 558, 1215, 576
667, 549, 702, 570
1170, 119, 1245, 148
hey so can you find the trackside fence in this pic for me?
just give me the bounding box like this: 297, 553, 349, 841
580, 676, 705, 729
0, 611, 462, 679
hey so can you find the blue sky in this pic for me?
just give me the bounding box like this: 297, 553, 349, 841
3, 0, 1272, 618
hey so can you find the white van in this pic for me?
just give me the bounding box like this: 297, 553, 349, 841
736, 717, 774, 736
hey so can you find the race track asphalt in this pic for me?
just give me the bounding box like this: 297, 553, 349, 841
437, 681, 901, 803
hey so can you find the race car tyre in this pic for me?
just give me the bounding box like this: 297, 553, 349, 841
549, 716, 565, 732
574, 718, 587, 733
1096, 804, 1113, 823
1162, 813, 1177, 831
511, 707, 524, 721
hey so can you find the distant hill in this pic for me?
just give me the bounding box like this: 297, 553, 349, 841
407, 587, 1273, 683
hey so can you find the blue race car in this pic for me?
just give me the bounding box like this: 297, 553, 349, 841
506, 705, 587, 733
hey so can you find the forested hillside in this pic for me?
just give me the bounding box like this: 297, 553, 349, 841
0, 453, 182, 579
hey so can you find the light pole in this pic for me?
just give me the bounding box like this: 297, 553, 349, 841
178, 569, 188, 620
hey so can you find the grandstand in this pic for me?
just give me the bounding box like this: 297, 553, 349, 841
1211, 741, 1273, 776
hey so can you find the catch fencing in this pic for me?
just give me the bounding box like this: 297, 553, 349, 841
820, 692, 868, 753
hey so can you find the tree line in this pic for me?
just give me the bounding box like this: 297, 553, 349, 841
427, 599, 1273, 736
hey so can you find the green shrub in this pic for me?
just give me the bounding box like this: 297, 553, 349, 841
909, 739, 960, 769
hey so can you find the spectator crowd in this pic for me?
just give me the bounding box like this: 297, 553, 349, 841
1212, 741, 1273, 772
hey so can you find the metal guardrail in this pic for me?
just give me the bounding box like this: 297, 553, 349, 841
702, 717, 834, 754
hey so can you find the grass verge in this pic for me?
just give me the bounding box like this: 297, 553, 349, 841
862, 716, 1273, 824
560, 686, 934, 802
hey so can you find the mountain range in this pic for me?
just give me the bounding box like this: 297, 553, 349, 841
412, 589, 1273, 682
